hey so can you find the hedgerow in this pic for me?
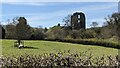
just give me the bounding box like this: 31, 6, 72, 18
44, 39, 120, 49
1, 50, 119, 67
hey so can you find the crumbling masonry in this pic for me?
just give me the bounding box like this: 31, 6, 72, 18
71, 12, 86, 30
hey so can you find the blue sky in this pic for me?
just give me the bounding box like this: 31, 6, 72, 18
1, 2, 118, 28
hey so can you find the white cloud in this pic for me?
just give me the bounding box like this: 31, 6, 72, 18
87, 18, 106, 27
1, 2, 51, 6
87, 18, 105, 23
1, 0, 119, 2
1, 2, 117, 17
1, 2, 118, 28
4, 2, 47, 6
73, 3, 117, 12
1, 2, 76, 6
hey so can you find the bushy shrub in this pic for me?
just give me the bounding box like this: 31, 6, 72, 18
80, 30, 95, 39
30, 28, 45, 40
1, 51, 119, 67
45, 26, 67, 40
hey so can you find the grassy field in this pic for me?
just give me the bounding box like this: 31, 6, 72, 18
2, 39, 118, 57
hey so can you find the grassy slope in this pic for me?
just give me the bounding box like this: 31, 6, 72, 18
2, 40, 118, 57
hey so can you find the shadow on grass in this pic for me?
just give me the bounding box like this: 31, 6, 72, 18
23, 46, 39, 49
14, 45, 38, 49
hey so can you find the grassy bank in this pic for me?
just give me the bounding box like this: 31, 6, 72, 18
2, 39, 118, 57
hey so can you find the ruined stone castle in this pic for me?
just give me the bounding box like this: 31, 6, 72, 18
71, 12, 86, 30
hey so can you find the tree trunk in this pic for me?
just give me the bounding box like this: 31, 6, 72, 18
18, 39, 21, 45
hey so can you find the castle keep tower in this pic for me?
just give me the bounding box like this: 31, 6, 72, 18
71, 12, 86, 30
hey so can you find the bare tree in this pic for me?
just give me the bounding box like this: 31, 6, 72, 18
104, 13, 120, 40
62, 14, 72, 27
90, 22, 98, 28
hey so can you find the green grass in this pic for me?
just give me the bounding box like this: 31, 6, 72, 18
2, 39, 118, 57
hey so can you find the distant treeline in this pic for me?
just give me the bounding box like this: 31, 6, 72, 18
0, 13, 120, 42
